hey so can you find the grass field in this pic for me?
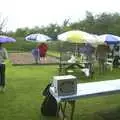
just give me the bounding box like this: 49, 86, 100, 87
0, 62, 120, 120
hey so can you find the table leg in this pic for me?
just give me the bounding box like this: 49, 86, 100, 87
57, 102, 67, 120
62, 102, 67, 119
69, 100, 76, 120
57, 101, 76, 120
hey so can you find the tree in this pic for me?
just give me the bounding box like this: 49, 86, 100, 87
0, 15, 7, 34
44, 23, 61, 39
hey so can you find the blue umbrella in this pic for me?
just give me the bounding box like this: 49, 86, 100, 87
0, 35, 16, 43
98, 34, 120, 44
25, 33, 52, 42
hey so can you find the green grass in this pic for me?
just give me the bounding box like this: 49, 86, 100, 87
47, 50, 60, 58
0, 62, 120, 120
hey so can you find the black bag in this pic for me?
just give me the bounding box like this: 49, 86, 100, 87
41, 83, 58, 116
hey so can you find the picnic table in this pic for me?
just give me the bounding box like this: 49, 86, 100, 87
50, 79, 120, 120
59, 61, 92, 77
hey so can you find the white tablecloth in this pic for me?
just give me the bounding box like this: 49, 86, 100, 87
50, 79, 120, 102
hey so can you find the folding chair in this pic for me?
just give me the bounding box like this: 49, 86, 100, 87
105, 58, 114, 71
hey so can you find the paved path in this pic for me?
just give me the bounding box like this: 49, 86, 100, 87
9, 52, 59, 65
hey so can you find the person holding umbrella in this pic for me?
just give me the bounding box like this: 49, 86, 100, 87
37, 43, 48, 63
0, 35, 16, 92
25, 33, 51, 64
0, 43, 8, 92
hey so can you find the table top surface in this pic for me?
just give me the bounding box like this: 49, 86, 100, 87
50, 79, 120, 102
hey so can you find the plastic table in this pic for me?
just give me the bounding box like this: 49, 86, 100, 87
50, 79, 120, 120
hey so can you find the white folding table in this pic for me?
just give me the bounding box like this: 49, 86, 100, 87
50, 79, 120, 120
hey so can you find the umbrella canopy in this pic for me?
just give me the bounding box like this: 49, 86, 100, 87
25, 33, 52, 42
57, 30, 98, 44
0, 35, 16, 43
98, 34, 120, 44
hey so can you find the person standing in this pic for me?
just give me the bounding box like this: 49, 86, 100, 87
37, 43, 48, 63
96, 44, 110, 74
79, 43, 95, 75
0, 43, 8, 92
31, 48, 39, 64
113, 44, 120, 68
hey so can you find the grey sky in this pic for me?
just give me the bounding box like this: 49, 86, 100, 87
1, 0, 120, 31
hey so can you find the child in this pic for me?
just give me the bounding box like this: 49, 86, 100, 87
32, 48, 40, 64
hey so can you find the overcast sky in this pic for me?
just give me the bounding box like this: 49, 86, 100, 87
1, 0, 120, 32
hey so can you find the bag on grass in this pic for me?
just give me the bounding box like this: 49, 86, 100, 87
41, 83, 57, 116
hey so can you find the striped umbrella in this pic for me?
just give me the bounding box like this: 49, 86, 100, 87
25, 33, 52, 42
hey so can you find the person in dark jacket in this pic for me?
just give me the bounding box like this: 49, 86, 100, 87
113, 44, 120, 68
96, 44, 110, 74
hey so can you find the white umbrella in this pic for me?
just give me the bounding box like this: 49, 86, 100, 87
57, 30, 99, 44
25, 33, 52, 42
57, 30, 99, 56
57, 30, 100, 75
25, 33, 52, 64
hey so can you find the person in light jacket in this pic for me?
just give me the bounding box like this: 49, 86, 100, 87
32, 48, 39, 64
0, 43, 8, 92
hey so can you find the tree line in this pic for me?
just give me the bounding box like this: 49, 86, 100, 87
5, 11, 120, 39
1, 11, 120, 52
